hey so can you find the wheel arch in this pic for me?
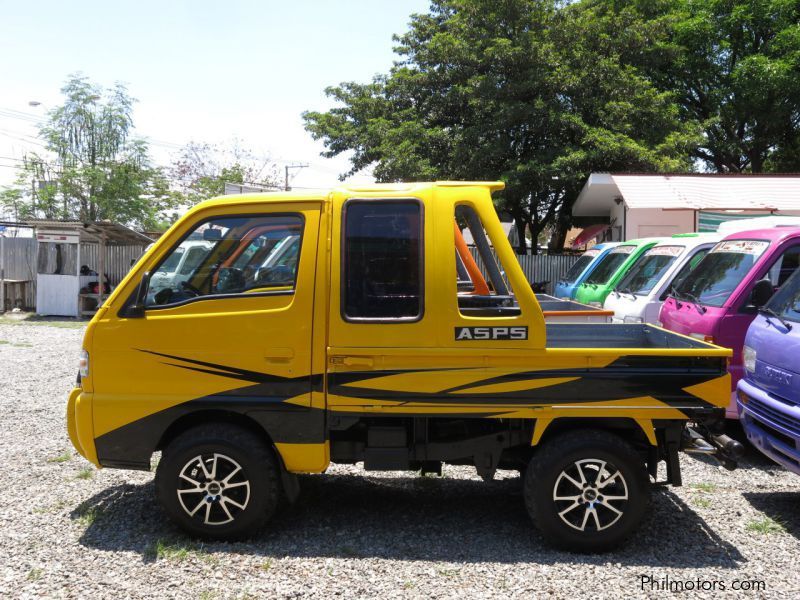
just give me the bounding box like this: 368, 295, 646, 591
532, 417, 656, 450
157, 409, 274, 453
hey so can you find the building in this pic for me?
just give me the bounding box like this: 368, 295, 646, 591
572, 173, 800, 241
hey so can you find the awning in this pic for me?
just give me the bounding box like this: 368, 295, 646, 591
571, 224, 609, 248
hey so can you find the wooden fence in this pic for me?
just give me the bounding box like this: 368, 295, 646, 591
469, 248, 580, 295
1, 237, 145, 310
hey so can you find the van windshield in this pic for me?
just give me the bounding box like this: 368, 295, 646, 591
674, 239, 769, 307
584, 246, 635, 285
616, 246, 683, 295
766, 267, 800, 323
560, 249, 600, 283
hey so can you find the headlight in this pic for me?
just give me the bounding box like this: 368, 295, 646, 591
743, 345, 756, 373
79, 349, 89, 379
623, 316, 644, 324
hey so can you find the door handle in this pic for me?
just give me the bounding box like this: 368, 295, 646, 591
264, 348, 294, 363
342, 356, 374, 368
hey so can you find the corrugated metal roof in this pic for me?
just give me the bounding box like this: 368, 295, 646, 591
613, 174, 800, 209
23, 220, 152, 245
574, 173, 800, 215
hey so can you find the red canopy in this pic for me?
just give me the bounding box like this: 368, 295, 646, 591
571, 224, 609, 249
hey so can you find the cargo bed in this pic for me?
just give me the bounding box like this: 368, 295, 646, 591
546, 323, 720, 350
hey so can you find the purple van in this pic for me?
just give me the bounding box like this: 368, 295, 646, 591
659, 227, 800, 418
737, 268, 800, 474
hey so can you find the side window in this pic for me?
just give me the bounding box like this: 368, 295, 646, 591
454, 204, 520, 317
343, 200, 423, 321
146, 214, 303, 308
768, 245, 800, 287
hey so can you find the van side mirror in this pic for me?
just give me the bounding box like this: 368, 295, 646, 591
127, 271, 151, 318
751, 278, 774, 309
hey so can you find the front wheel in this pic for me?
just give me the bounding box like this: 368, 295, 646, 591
155, 424, 281, 540
524, 429, 651, 552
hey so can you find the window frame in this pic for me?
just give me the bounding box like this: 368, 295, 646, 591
340, 197, 425, 324
126, 212, 306, 314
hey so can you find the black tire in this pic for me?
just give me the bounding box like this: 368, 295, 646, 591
155, 423, 281, 540
524, 429, 651, 553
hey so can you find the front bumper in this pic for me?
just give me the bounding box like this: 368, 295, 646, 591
67, 388, 100, 467
737, 379, 800, 475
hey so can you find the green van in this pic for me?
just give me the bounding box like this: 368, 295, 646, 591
574, 238, 664, 306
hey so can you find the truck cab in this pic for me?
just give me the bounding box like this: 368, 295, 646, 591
67, 182, 737, 552
660, 227, 800, 418
604, 233, 719, 325
738, 268, 800, 475
573, 238, 664, 307
553, 242, 619, 299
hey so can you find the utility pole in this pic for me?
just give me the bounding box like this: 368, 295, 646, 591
284, 163, 309, 191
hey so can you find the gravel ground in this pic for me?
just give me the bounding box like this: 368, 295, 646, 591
1, 319, 799, 599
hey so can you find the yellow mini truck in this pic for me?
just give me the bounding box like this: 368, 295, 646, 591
67, 182, 742, 552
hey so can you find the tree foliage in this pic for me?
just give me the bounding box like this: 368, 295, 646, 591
304, 0, 800, 251
644, 0, 800, 172
168, 140, 281, 208
11, 75, 172, 229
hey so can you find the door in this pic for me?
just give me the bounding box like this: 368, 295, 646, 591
326, 188, 542, 415
90, 202, 321, 461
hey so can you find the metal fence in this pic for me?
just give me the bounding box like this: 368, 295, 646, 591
1, 237, 145, 310
469, 248, 580, 295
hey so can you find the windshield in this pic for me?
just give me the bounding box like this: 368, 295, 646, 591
159, 248, 184, 273
584, 246, 635, 285
767, 267, 800, 323
561, 249, 600, 283
660, 248, 710, 301
675, 239, 769, 307
616, 246, 683, 295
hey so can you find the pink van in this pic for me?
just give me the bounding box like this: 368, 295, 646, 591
659, 227, 800, 418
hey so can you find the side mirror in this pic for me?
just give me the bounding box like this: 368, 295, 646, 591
751, 278, 774, 309
127, 271, 151, 318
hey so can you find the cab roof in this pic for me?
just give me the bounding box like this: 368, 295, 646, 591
722, 225, 800, 243
194, 181, 506, 210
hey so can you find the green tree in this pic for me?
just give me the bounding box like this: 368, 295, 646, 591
303, 0, 698, 252
12, 74, 171, 228
597, 0, 800, 172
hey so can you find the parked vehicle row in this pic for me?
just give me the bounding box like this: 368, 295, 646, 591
561, 220, 800, 476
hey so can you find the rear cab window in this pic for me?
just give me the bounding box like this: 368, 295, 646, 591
342, 200, 423, 321
454, 204, 519, 318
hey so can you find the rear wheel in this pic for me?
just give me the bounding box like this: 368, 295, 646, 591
155, 424, 281, 540
524, 429, 650, 552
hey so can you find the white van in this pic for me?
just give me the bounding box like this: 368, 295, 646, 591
603, 233, 720, 324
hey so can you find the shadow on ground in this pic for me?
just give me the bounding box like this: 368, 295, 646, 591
742, 491, 800, 540
72, 472, 744, 568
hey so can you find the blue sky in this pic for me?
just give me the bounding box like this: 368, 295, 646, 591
0, 0, 431, 189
